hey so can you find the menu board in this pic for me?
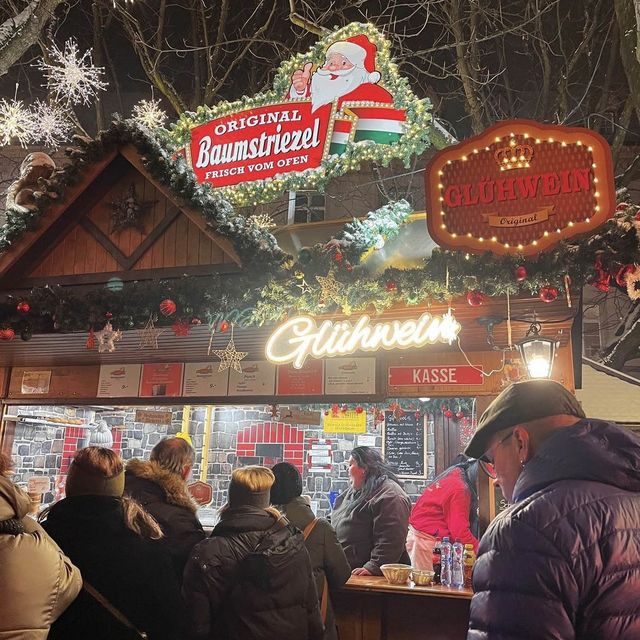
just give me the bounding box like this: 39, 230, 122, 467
382, 411, 426, 478
182, 362, 229, 397
324, 358, 375, 395
276, 359, 324, 396
228, 361, 276, 396
98, 364, 142, 397
139, 363, 184, 397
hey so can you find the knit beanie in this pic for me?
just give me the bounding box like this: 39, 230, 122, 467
270, 462, 303, 505
227, 466, 273, 509
65, 458, 125, 498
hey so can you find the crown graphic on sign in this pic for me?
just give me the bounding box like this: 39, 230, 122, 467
494, 138, 534, 171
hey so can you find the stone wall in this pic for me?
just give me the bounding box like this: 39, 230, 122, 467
8, 402, 437, 519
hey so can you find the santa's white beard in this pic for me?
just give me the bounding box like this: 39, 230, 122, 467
310, 67, 370, 111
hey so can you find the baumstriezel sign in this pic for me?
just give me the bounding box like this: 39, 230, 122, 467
425, 120, 615, 256
172, 24, 431, 204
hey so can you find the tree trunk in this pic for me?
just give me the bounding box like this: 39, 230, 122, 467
600, 302, 640, 370
0, 0, 65, 77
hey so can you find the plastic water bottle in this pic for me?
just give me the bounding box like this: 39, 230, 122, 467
440, 537, 452, 587
452, 539, 464, 589
431, 538, 442, 584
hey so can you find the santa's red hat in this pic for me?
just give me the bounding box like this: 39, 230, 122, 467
326, 35, 382, 84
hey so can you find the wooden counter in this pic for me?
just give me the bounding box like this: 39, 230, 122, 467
335, 576, 472, 640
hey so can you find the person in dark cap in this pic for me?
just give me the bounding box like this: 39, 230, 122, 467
182, 466, 323, 640
465, 379, 640, 639
271, 462, 351, 640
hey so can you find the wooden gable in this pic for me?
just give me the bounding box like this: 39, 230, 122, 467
0, 145, 240, 288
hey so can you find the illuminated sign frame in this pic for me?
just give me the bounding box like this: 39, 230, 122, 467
265, 312, 461, 369
425, 120, 615, 256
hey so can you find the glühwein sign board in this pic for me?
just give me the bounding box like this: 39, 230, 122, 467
425, 120, 615, 256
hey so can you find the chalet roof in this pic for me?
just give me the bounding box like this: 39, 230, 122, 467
0, 120, 290, 279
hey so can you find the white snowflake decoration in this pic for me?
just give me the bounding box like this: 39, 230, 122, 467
0, 99, 34, 147
30, 100, 73, 149
132, 98, 167, 129
38, 39, 108, 106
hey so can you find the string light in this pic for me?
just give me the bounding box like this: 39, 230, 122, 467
30, 100, 73, 149
0, 98, 34, 147
38, 39, 108, 105
132, 98, 168, 129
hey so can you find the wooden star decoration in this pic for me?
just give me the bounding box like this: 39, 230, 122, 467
139, 314, 163, 349
315, 271, 343, 305
95, 321, 122, 353
212, 337, 248, 373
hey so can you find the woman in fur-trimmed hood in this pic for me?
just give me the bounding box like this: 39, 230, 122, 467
124, 437, 205, 579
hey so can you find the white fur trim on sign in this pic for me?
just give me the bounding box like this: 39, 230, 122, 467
326, 41, 367, 66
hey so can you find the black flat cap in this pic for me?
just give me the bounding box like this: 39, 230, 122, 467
465, 379, 585, 458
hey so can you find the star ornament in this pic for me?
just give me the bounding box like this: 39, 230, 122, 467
95, 322, 123, 353
315, 271, 343, 305
212, 337, 248, 373
139, 314, 163, 349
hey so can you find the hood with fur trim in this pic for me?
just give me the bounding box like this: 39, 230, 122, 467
125, 459, 198, 513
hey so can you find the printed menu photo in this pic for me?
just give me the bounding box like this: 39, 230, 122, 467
183, 362, 229, 397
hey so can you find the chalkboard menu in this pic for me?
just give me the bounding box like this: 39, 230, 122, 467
382, 411, 426, 478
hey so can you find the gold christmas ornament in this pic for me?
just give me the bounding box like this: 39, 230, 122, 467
139, 314, 163, 349
212, 326, 248, 373
315, 271, 343, 306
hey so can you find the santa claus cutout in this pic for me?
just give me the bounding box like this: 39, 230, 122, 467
288, 34, 393, 112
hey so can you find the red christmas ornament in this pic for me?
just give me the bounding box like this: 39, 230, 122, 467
16, 301, 30, 314
355, 406, 364, 414
331, 404, 340, 417
386, 280, 397, 292
539, 286, 559, 303
616, 202, 629, 211
159, 299, 177, 316
0, 327, 15, 341
592, 255, 610, 292
86, 328, 96, 350
105, 311, 113, 319
466, 290, 485, 306
191, 318, 202, 325
443, 409, 454, 419
334, 251, 343, 262
456, 410, 465, 420
415, 411, 422, 420
616, 264, 636, 287
219, 320, 230, 332
515, 266, 527, 282
171, 319, 191, 337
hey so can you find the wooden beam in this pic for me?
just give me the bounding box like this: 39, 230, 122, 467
0, 149, 119, 277
119, 145, 242, 266
10, 263, 241, 289
80, 217, 130, 269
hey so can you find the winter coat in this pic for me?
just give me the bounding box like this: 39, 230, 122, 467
42, 495, 183, 640
331, 476, 411, 575
468, 419, 640, 640
0, 476, 81, 640
124, 459, 205, 578
277, 496, 351, 640
183, 505, 324, 640
410, 466, 479, 550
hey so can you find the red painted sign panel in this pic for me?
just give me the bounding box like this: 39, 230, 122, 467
188, 102, 334, 188
425, 120, 615, 256
388, 365, 483, 386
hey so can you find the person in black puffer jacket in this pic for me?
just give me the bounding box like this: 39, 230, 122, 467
465, 380, 640, 640
271, 462, 351, 640
42, 447, 183, 640
183, 465, 324, 640
125, 437, 205, 580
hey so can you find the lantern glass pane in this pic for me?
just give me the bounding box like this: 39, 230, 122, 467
518, 338, 556, 379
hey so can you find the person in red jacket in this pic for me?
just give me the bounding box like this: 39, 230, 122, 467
406, 455, 478, 570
